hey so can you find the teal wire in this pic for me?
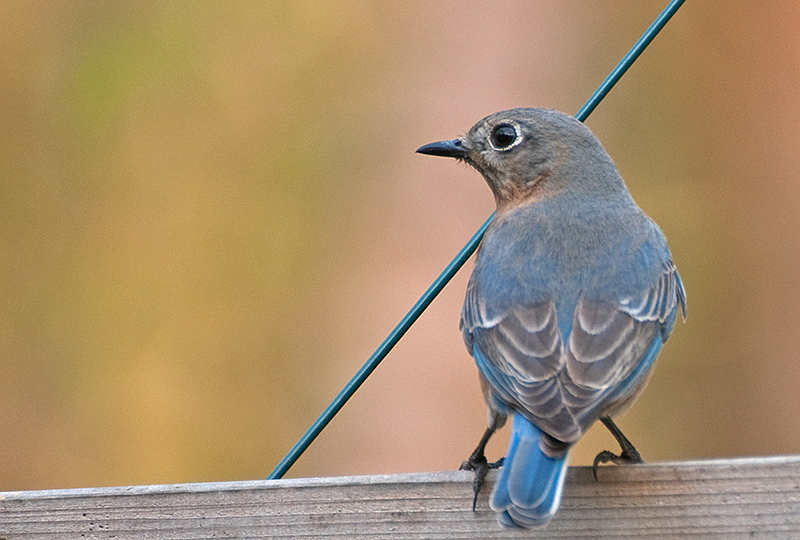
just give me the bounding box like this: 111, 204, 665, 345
576, 0, 686, 122
267, 0, 687, 481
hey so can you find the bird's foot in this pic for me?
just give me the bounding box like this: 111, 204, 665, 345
592, 445, 643, 480
460, 452, 505, 511
593, 416, 645, 480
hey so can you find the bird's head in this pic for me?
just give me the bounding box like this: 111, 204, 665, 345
417, 108, 624, 211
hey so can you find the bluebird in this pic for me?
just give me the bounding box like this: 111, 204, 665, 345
417, 108, 686, 528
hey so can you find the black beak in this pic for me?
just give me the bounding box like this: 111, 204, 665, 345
416, 138, 468, 159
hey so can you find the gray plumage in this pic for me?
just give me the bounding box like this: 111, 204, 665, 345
417, 108, 685, 527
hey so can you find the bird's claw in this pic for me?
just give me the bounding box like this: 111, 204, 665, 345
593, 416, 645, 480
592, 446, 643, 481
460, 454, 505, 511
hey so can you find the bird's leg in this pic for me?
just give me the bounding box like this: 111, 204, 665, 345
592, 416, 644, 480
460, 426, 505, 511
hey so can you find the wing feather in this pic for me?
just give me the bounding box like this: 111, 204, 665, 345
464, 257, 686, 443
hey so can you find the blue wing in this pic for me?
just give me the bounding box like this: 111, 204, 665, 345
460, 200, 686, 528
463, 259, 686, 442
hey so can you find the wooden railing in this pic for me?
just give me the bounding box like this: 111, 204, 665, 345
2, 455, 798, 539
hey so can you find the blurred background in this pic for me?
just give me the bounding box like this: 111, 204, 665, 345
2, 1, 799, 491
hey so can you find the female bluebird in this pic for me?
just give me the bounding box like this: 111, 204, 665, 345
417, 108, 686, 528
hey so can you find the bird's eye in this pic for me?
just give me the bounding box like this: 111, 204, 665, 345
489, 123, 521, 151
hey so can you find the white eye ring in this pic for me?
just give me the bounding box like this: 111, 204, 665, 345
488, 122, 523, 152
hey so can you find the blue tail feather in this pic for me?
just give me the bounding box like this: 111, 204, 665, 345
491, 413, 569, 528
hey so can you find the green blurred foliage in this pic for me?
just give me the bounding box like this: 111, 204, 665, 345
1, 1, 391, 487
2, 1, 800, 491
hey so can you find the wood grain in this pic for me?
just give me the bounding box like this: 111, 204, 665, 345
1, 455, 799, 539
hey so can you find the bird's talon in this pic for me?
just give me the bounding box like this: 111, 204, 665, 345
488, 456, 505, 469
460, 451, 505, 511
592, 448, 644, 480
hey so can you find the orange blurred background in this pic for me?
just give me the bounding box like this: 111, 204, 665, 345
2, 1, 800, 490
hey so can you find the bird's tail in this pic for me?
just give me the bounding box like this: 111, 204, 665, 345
490, 413, 569, 528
